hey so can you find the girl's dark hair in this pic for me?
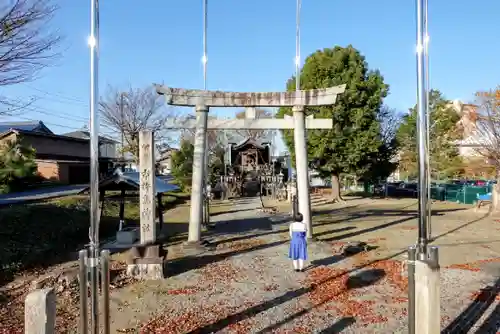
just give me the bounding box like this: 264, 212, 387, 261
294, 212, 304, 222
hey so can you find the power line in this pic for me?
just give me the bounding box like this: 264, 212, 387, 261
21, 83, 88, 105
0, 114, 100, 133
4, 101, 118, 132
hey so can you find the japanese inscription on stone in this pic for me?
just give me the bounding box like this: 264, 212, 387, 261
139, 131, 156, 244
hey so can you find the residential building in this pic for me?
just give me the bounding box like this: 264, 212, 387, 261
389, 100, 487, 181
63, 130, 118, 159
157, 148, 178, 174
0, 121, 117, 184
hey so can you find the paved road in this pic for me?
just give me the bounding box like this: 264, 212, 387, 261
0, 184, 87, 206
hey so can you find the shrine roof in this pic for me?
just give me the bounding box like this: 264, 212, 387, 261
232, 137, 269, 150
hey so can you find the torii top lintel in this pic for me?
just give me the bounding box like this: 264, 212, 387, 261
154, 84, 346, 108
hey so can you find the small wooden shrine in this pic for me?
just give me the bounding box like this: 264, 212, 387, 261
229, 138, 271, 172
214, 137, 288, 198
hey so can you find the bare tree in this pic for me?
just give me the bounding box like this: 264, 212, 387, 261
471, 86, 500, 211
234, 108, 274, 141
99, 85, 179, 161
0, 0, 61, 112
378, 105, 401, 146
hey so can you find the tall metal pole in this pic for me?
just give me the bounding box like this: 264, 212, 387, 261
295, 0, 301, 91
120, 93, 125, 171
416, 0, 429, 254
293, 0, 301, 206
424, 0, 432, 240
202, 0, 208, 91
202, 0, 209, 225
88, 0, 100, 332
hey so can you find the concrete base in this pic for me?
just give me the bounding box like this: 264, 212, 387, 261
414, 259, 440, 334
182, 240, 210, 254
25, 288, 56, 334
126, 244, 166, 280
116, 227, 138, 244
126, 263, 163, 280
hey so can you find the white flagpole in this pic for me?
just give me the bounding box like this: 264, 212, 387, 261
416, 0, 429, 253
424, 0, 431, 239
88, 0, 100, 332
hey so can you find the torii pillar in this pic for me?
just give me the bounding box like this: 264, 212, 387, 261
155, 84, 346, 244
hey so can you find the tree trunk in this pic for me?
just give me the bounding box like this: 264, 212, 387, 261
331, 173, 344, 203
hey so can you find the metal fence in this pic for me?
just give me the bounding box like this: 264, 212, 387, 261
366, 182, 493, 205
430, 184, 492, 205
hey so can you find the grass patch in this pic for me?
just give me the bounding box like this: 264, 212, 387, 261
0, 192, 188, 286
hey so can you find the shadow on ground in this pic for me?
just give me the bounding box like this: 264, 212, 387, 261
190, 265, 385, 333
167, 206, 472, 279
309, 245, 378, 270
318, 317, 357, 333
442, 277, 500, 334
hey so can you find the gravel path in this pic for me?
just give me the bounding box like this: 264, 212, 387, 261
107, 198, 500, 333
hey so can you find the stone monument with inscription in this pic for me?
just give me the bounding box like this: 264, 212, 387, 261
126, 130, 166, 280
139, 131, 156, 244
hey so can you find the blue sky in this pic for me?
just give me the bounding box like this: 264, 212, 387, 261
3, 0, 499, 151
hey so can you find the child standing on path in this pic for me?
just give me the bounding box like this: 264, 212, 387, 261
289, 213, 308, 272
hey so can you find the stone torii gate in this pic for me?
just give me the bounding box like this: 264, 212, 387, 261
155, 84, 346, 244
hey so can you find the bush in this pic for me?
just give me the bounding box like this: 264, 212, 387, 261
0, 138, 38, 193
0, 192, 188, 284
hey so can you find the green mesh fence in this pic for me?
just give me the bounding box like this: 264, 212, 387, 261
431, 184, 492, 205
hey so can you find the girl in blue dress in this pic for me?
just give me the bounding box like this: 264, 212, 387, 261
289, 213, 308, 272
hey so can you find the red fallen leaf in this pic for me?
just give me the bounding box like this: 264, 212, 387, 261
216, 239, 265, 252
368, 260, 408, 292
469, 288, 500, 302
198, 260, 240, 282
401, 226, 417, 230
141, 302, 256, 333
226, 319, 254, 334
263, 284, 279, 291
446, 257, 500, 272
167, 287, 201, 295
447, 263, 481, 272
366, 237, 387, 243
395, 296, 409, 303
302, 265, 390, 326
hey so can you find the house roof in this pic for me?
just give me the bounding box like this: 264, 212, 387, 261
63, 130, 118, 143
0, 121, 53, 134
0, 128, 91, 143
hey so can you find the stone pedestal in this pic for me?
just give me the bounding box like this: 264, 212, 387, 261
25, 288, 56, 334
126, 244, 166, 280
414, 259, 440, 334
116, 227, 138, 245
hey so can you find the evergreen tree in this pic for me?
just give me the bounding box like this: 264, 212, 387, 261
277, 45, 389, 201
170, 140, 194, 191
396, 90, 463, 180
0, 138, 38, 193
